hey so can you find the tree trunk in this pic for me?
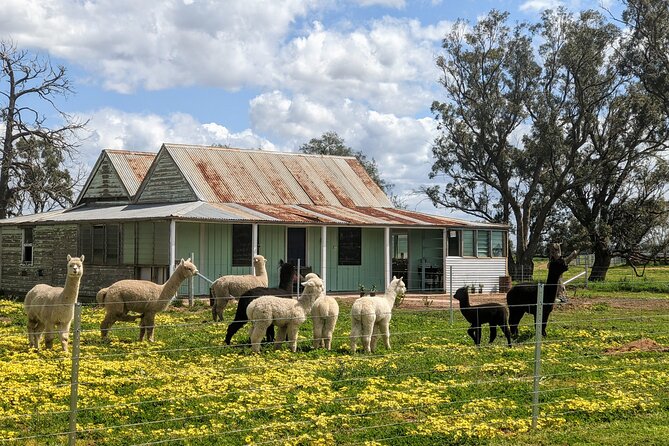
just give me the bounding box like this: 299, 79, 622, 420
589, 240, 612, 281
508, 254, 534, 282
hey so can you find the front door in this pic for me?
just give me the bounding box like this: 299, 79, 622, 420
287, 227, 307, 269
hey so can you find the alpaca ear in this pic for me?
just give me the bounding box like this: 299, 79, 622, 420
80, 255, 85, 262
179, 259, 185, 265
67, 254, 72, 261
186, 258, 191, 262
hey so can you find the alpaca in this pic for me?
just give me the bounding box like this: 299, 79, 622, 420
24, 255, 85, 352
350, 276, 406, 354
309, 274, 339, 350
548, 243, 578, 302
98, 258, 198, 341
506, 257, 570, 337
246, 277, 323, 352
211, 255, 268, 322
224, 260, 296, 345
453, 286, 511, 347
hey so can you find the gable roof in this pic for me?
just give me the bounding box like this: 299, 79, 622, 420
76, 149, 156, 205
134, 144, 393, 207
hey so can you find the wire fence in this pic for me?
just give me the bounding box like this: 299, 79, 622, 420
2, 279, 669, 445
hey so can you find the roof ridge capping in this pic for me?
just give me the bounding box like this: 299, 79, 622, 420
160, 143, 357, 160
103, 148, 157, 156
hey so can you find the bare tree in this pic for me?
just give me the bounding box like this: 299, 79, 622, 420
1, 41, 86, 218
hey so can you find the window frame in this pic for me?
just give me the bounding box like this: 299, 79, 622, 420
22, 227, 34, 265
79, 223, 120, 266
338, 227, 362, 266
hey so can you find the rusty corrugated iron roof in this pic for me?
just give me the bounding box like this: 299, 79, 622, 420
161, 144, 394, 207
0, 201, 506, 229
105, 150, 156, 196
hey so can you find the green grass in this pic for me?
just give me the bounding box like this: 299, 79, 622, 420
0, 297, 668, 445
532, 260, 669, 298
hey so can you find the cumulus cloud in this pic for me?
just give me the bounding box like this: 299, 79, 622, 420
77, 108, 275, 167
519, 0, 564, 12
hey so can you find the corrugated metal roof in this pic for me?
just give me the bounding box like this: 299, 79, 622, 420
160, 144, 394, 207
0, 201, 506, 229
105, 150, 156, 196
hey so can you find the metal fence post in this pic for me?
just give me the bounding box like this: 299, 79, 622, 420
68, 303, 82, 446
449, 265, 453, 325
532, 283, 544, 429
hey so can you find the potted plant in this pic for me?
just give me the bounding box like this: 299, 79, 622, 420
478, 283, 484, 294
369, 284, 377, 296
358, 284, 366, 297
469, 284, 476, 294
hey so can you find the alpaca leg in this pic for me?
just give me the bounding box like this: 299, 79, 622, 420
100, 312, 118, 339
287, 325, 299, 352
381, 320, 391, 351
502, 323, 512, 347
265, 325, 276, 344
466, 327, 478, 345
370, 325, 379, 352
275, 325, 288, 350
324, 317, 337, 351
350, 321, 360, 354
27, 318, 39, 349
313, 319, 323, 349
250, 322, 269, 352
225, 319, 248, 345
489, 325, 498, 344
59, 321, 72, 352
141, 314, 156, 342
361, 320, 373, 353
507, 309, 523, 337
44, 322, 56, 350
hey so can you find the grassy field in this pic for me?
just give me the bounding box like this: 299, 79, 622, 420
1, 280, 669, 446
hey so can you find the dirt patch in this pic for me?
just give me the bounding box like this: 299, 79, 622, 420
605, 338, 669, 354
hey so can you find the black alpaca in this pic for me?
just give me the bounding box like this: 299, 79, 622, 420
224, 260, 296, 345
506, 257, 569, 337
453, 287, 511, 347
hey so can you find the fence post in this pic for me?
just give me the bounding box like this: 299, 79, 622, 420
584, 262, 588, 289
188, 252, 194, 306
449, 265, 453, 325
68, 303, 82, 446
532, 283, 544, 429
297, 258, 301, 297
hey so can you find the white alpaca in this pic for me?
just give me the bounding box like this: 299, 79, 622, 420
307, 274, 339, 350
24, 255, 85, 352
246, 277, 322, 352
97, 258, 198, 341
211, 255, 268, 322
350, 276, 406, 354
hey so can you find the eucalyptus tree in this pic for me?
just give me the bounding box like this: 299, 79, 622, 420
0, 41, 85, 218
426, 10, 561, 279
620, 0, 669, 116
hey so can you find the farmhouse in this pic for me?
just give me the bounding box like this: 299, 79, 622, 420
0, 144, 508, 299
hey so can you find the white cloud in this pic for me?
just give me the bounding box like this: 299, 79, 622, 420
519, 0, 564, 12
355, 0, 406, 8
78, 108, 275, 167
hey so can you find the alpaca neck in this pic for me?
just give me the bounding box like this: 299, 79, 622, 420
383, 289, 397, 307
61, 274, 82, 304
278, 273, 294, 292
457, 295, 471, 309
160, 266, 189, 300
298, 289, 318, 312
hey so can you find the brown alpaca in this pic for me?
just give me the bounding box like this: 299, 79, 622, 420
24, 255, 85, 352
97, 258, 198, 341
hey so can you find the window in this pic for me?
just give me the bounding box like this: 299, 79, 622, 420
492, 231, 506, 257
80, 224, 120, 265
232, 224, 252, 267
338, 227, 361, 265
22, 227, 34, 265
447, 230, 461, 256
477, 230, 490, 257
462, 230, 475, 257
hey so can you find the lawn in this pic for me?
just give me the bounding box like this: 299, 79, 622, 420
1, 288, 668, 446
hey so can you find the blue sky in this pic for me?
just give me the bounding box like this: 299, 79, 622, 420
2, 0, 619, 215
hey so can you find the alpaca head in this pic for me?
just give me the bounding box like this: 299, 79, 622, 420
278, 260, 297, 285
253, 255, 267, 272
301, 277, 324, 294
178, 258, 199, 277
388, 276, 407, 296
66, 254, 85, 278
453, 286, 468, 302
